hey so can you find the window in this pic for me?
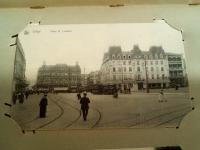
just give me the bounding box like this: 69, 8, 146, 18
124, 67, 126, 72
162, 74, 165, 79
160, 60, 163, 65
151, 67, 154, 71
137, 61, 140, 65
138, 74, 141, 80
113, 75, 116, 80
155, 54, 158, 59
128, 55, 131, 59
123, 55, 126, 59
137, 67, 140, 72
129, 67, 132, 72
129, 61, 131, 65
112, 55, 115, 59
152, 74, 154, 79
157, 74, 160, 79
155, 61, 158, 65
123, 61, 126, 65
118, 55, 121, 59
151, 61, 153, 65
160, 54, 163, 58
161, 67, 164, 71
113, 67, 116, 72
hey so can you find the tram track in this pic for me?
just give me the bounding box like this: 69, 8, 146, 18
57, 95, 102, 129
129, 105, 191, 127
35, 96, 65, 130
91, 107, 102, 128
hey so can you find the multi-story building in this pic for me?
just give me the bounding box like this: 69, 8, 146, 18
100, 45, 173, 90
167, 53, 187, 87
80, 74, 89, 87
87, 71, 101, 85
13, 38, 27, 92
36, 62, 81, 89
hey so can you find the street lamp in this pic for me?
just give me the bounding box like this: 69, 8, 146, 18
144, 57, 149, 93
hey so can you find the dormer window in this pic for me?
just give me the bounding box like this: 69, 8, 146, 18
112, 55, 115, 59
118, 55, 121, 59
123, 55, 126, 59
155, 54, 158, 59
128, 55, 131, 59
160, 54, 163, 59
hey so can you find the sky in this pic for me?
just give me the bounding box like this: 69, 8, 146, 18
18, 20, 185, 85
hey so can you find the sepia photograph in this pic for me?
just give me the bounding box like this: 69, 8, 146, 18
10, 20, 192, 130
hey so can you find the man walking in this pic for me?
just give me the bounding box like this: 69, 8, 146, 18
39, 93, 48, 118
80, 92, 90, 121
158, 89, 167, 102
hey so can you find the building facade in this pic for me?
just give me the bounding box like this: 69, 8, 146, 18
13, 38, 27, 92
36, 63, 81, 89
100, 45, 186, 90
167, 53, 187, 87
87, 71, 101, 85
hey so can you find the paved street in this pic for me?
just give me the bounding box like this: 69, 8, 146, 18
11, 88, 192, 130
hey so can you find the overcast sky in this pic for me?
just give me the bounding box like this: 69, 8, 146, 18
18, 20, 184, 85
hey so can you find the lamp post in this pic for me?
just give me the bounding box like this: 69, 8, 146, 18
144, 58, 149, 93
121, 64, 124, 92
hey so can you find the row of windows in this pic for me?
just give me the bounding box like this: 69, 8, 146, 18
39, 73, 80, 76
38, 77, 80, 81
168, 57, 181, 61
111, 54, 164, 59
169, 64, 182, 68
112, 60, 164, 65
112, 74, 166, 80
112, 67, 164, 72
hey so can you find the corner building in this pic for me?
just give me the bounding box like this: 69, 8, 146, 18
100, 45, 171, 91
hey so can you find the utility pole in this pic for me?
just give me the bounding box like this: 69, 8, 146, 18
144, 58, 149, 93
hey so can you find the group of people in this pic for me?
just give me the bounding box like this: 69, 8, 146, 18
12, 91, 29, 104
39, 91, 91, 121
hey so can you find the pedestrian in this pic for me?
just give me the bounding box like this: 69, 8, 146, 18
12, 91, 17, 104
158, 89, 167, 102
80, 92, 90, 121
19, 92, 24, 104
39, 93, 48, 118
25, 91, 29, 99
77, 92, 81, 100
113, 87, 118, 98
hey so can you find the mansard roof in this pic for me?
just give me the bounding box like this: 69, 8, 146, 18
131, 45, 143, 55
149, 46, 165, 55
108, 46, 122, 54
